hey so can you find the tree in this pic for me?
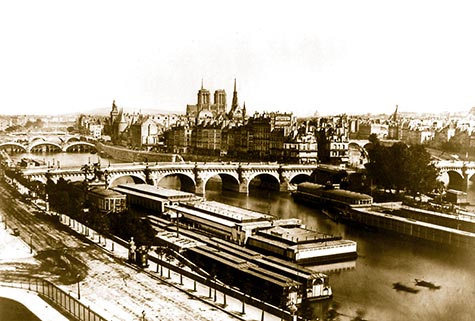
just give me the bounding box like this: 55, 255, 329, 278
109, 209, 156, 246
365, 142, 393, 192
365, 143, 439, 196
405, 145, 439, 196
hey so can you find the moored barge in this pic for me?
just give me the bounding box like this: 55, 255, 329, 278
292, 182, 373, 216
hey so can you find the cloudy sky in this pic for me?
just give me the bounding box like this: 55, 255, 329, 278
1, 1, 475, 116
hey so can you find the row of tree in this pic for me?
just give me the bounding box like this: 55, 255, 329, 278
44, 176, 155, 246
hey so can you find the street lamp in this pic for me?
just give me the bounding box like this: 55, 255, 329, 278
76, 273, 81, 300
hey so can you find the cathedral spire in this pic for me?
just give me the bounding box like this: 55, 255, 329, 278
390, 104, 398, 122
201, 78, 204, 90
231, 78, 238, 111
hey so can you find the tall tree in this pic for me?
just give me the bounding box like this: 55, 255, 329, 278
405, 145, 439, 196
365, 143, 439, 196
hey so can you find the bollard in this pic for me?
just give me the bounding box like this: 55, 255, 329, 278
193, 280, 197, 292
223, 294, 227, 307
261, 310, 265, 321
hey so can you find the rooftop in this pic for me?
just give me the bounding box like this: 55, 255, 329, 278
117, 184, 197, 200
257, 225, 333, 244
89, 187, 126, 198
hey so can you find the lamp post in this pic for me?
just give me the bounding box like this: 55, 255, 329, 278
76, 274, 81, 300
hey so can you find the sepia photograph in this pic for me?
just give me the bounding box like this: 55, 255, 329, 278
0, 1, 474, 320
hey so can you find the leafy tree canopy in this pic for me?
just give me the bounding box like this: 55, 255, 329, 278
365, 141, 439, 196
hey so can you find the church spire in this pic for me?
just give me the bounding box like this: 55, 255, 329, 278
231, 78, 238, 111
201, 78, 204, 90
390, 104, 398, 122
110, 99, 119, 124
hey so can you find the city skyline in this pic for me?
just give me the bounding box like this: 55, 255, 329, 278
2, 1, 475, 116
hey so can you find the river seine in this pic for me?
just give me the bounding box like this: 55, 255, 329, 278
10, 152, 475, 321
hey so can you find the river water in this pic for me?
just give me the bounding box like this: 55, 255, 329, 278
10, 152, 475, 321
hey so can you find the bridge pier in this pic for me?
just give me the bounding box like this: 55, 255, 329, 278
238, 181, 249, 194
462, 174, 471, 192
279, 179, 289, 192
195, 181, 205, 196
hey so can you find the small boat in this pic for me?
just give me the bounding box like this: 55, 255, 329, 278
414, 279, 441, 290
392, 282, 419, 293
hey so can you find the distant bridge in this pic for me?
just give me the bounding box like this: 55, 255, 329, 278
0, 140, 96, 153
21, 162, 317, 195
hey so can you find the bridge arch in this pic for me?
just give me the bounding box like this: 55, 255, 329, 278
63, 142, 97, 153
439, 169, 475, 190
246, 172, 281, 192
202, 173, 240, 193
28, 136, 47, 144
28, 141, 62, 153
348, 142, 369, 165
109, 174, 147, 187
156, 173, 196, 193
0, 142, 28, 153
288, 173, 312, 185
65, 136, 81, 143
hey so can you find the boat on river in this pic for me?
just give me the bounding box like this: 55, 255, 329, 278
291, 182, 373, 218
414, 279, 441, 290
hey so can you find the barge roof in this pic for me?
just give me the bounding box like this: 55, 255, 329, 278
249, 233, 355, 251
257, 225, 335, 244
192, 200, 274, 223
116, 183, 197, 200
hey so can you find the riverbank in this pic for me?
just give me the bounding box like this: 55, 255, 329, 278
96, 142, 184, 163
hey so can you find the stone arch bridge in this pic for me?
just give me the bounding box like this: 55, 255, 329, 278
21, 162, 317, 195
435, 160, 475, 190
0, 141, 97, 153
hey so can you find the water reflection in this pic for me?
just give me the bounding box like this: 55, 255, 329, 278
205, 179, 475, 321
9, 152, 119, 168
